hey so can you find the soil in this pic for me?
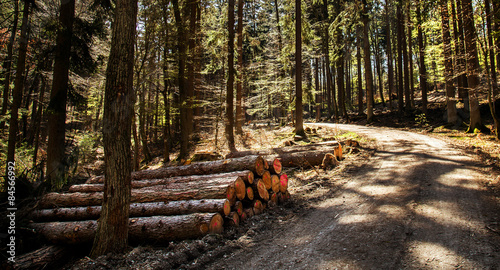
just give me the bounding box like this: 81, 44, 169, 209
60, 122, 500, 270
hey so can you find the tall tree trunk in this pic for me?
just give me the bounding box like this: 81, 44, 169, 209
187, 0, 197, 135
396, 0, 404, 112
401, 1, 411, 111
295, 0, 305, 136
362, 0, 374, 122
455, 0, 469, 111
492, 0, 500, 73
90, 0, 138, 258
417, 0, 429, 115
0, 0, 19, 129
236, 0, 244, 134
386, 0, 394, 111
46, 0, 76, 188
407, 2, 415, 108
485, 0, 499, 137
322, 0, 334, 119
139, 86, 151, 163
315, 57, 321, 121
161, 0, 171, 163
172, 0, 190, 159
461, 0, 482, 132
6, 1, 31, 177
226, 0, 237, 152
440, 0, 458, 124
357, 27, 363, 115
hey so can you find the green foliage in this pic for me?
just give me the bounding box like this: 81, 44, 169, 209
415, 113, 429, 127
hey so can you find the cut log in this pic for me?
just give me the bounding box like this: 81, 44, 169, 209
261, 171, 272, 190
234, 201, 243, 217
246, 186, 254, 200
84, 170, 253, 187
86, 156, 266, 183
30, 213, 223, 244
39, 185, 235, 209
234, 176, 246, 200
268, 148, 341, 168
252, 200, 264, 215
269, 192, 278, 204
32, 199, 231, 222
13, 245, 70, 270
271, 175, 280, 193
269, 158, 282, 174
226, 211, 239, 227
225, 141, 340, 159
252, 179, 269, 201
240, 210, 248, 222
279, 174, 289, 193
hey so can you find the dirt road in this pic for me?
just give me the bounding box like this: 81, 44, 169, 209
206, 124, 500, 269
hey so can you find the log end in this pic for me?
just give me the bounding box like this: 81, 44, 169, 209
254, 156, 266, 176
279, 174, 289, 194
209, 213, 224, 234
271, 175, 280, 193
272, 158, 282, 174
224, 199, 232, 216
246, 187, 254, 201
247, 171, 254, 185
234, 177, 246, 200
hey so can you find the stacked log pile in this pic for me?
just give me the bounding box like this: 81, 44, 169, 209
30, 141, 345, 245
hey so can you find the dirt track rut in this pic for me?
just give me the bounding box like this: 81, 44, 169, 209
206, 124, 500, 269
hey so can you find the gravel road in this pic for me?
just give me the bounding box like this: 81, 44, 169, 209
205, 124, 500, 269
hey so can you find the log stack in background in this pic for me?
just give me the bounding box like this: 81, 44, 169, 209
30, 141, 345, 245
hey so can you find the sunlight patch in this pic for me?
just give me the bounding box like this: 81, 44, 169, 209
407, 241, 467, 269
358, 185, 401, 197
338, 214, 377, 225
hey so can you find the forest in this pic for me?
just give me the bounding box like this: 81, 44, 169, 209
1, 0, 500, 264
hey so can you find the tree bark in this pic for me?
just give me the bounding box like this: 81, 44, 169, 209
235, 0, 244, 134
417, 0, 429, 115
226, 141, 340, 159
386, 0, 395, 111
461, 0, 482, 132
397, 0, 405, 112
357, 26, 363, 115
226, 0, 237, 152
90, 0, 138, 258
13, 245, 70, 270
362, 0, 374, 122
295, 0, 305, 136
32, 199, 231, 222
440, 0, 458, 124
33, 213, 224, 245
39, 185, 237, 209
46, 0, 76, 190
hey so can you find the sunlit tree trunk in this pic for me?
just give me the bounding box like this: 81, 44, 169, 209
386, 0, 394, 111
236, 0, 244, 134
461, 0, 482, 132
440, 0, 458, 124
90, 0, 137, 257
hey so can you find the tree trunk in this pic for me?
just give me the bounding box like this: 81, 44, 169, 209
455, 0, 469, 111
33, 213, 224, 245
87, 155, 266, 184
461, 0, 482, 132
401, 1, 411, 111
315, 58, 321, 121
397, 0, 404, 112
386, 0, 395, 111
46, 0, 76, 190
172, 0, 190, 159
6, 1, 31, 179
226, 0, 237, 152
90, 0, 138, 258
0, 0, 19, 129
362, 0, 374, 122
295, 0, 304, 136
417, 0, 429, 115
357, 27, 363, 115
235, 0, 244, 134
39, 184, 237, 209
485, 0, 499, 138
440, 0, 458, 124
32, 199, 231, 222
407, 2, 415, 108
